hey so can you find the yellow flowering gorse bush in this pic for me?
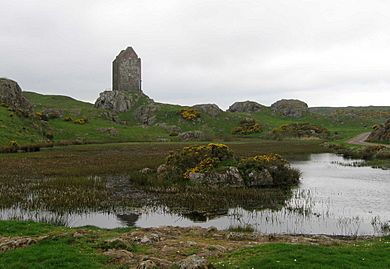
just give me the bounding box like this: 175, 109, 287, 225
179, 108, 200, 121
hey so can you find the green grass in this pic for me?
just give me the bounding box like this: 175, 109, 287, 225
212, 238, 390, 268
0, 220, 66, 237
0, 220, 139, 269
22, 91, 170, 144
0, 91, 387, 147
0, 220, 389, 269
0, 238, 108, 269
0, 106, 45, 145
0, 220, 107, 269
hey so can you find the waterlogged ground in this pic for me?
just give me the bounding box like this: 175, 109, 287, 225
0, 142, 389, 236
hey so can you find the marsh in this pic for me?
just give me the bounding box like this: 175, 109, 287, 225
0, 141, 388, 236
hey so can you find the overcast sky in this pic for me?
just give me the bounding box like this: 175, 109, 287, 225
1, 0, 390, 108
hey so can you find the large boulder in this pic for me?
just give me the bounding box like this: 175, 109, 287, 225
245, 169, 273, 187
175, 254, 213, 269
228, 101, 264, 113
135, 103, 159, 125
187, 166, 245, 187
0, 78, 32, 114
95, 90, 152, 113
42, 108, 63, 119
156, 123, 182, 134
192, 104, 223, 117
271, 99, 308, 117
178, 131, 205, 141
367, 119, 390, 142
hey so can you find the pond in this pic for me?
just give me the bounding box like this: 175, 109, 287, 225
1, 153, 389, 236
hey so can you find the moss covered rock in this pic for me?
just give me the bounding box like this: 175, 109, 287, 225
228, 101, 264, 113
192, 104, 223, 117
271, 99, 308, 118
272, 123, 330, 139
0, 78, 32, 115
367, 119, 390, 142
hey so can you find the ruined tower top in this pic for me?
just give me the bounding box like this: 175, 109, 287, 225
112, 47, 142, 93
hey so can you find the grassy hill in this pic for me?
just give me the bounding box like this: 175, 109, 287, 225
0, 91, 389, 148
22, 92, 169, 144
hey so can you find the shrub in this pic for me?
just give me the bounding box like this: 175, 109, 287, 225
44, 131, 54, 140
165, 143, 237, 179
179, 108, 200, 121
158, 144, 301, 187
272, 123, 330, 139
376, 148, 390, 159
359, 145, 386, 160
238, 154, 301, 186
9, 140, 18, 147
73, 118, 87, 125
35, 111, 48, 121
232, 118, 262, 135
63, 115, 73, 122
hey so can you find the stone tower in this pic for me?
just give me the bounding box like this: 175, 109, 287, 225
112, 47, 141, 93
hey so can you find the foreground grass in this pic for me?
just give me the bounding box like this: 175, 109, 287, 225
0, 238, 107, 269
212, 239, 390, 269
0, 221, 131, 269
0, 220, 389, 269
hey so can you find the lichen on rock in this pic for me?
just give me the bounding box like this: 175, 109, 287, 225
272, 123, 330, 139
271, 99, 308, 118
95, 90, 152, 113
228, 101, 264, 113
192, 104, 223, 117
178, 131, 205, 141
0, 78, 32, 115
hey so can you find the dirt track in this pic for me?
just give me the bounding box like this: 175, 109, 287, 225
348, 132, 390, 147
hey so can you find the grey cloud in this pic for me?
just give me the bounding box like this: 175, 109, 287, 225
1, 0, 390, 109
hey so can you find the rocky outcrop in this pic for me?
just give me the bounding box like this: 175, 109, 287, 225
137, 260, 158, 269
272, 123, 330, 139
0, 78, 32, 114
245, 169, 273, 187
271, 99, 308, 117
178, 131, 205, 141
367, 119, 390, 142
42, 108, 63, 119
192, 104, 223, 117
156, 123, 182, 135
187, 167, 244, 187
95, 91, 152, 113
228, 101, 264, 113
175, 254, 213, 269
135, 103, 159, 125
96, 127, 118, 137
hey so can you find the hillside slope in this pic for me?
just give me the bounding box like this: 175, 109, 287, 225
0, 91, 389, 147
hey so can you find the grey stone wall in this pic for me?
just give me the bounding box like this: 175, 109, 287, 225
112, 47, 141, 93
